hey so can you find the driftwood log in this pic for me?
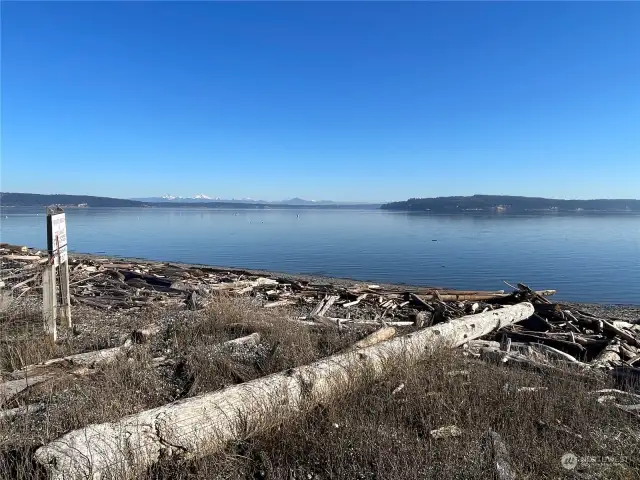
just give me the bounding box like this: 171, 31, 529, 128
34, 302, 534, 480
486, 430, 516, 480
345, 327, 396, 351
0, 325, 161, 405
0, 402, 45, 421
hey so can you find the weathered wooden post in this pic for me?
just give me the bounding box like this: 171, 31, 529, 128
42, 261, 57, 341
44, 206, 71, 339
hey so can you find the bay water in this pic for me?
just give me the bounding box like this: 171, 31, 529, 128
1, 207, 638, 304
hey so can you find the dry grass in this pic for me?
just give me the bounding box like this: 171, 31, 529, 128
170, 295, 365, 396
1, 296, 638, 479
0, 303, 66, 371
0, 300, 154, 372
149, 350, 639, 480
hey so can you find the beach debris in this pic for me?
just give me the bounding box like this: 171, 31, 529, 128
0, 402, 46, 421
430, 425, 462, 440
486, 430, 516, 480
0, 245, 549, 323
2, 244, 638, 378
391, 383, 405, 395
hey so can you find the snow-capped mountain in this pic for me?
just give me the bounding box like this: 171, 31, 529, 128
131, 195, 378, 206
134, 194, 220, 203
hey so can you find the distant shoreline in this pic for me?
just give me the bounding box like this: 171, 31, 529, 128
2, 192, 639, 213
381, 194, 640, 214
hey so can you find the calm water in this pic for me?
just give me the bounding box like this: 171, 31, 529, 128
1, 207, 639, 304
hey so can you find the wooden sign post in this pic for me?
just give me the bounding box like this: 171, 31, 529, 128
44, 206, 72, 340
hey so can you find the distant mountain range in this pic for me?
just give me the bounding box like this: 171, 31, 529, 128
381, 195, 640, 213
0, 193, 379, 209
131, 195, 367, 206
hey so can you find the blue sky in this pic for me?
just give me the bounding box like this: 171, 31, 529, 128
2, 2, 639, 202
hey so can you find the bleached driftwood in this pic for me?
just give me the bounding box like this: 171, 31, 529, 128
0, 325, 161, 404
318, 295, 339, 316
219, 332, 261, 348
0, 254, 47, 263
343, 294, 367, 308
209, 277, 278, 291
263, 299, 295, 309
0, 375, 54, 405
346, 327, 396, 351
309, 295, 328, 316
307, 316, 413, 328
487, 430, 516, 480
592, 343, 621, 366
414, 289, 555, 303
0, 402, 45, 421
528, 343, 583, 364
34, 302, 533, 480
342, 319, 414, 327
592, 389, 640, 417
430, 425, 462, 439
0, 348, 125, 406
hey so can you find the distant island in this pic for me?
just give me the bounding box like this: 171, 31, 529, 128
381, 195, 640, 213
0, 193, 145, 208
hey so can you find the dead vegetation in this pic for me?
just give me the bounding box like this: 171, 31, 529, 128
1, 246, 639, 479
0, 296, 638, 479
0, 295, 377, 478
148, 351, 639, 480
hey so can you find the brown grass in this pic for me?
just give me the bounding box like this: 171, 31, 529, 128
148, 350, 639, 480
1, 296, 638, 479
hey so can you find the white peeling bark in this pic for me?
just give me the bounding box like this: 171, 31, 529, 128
35, 303, 534, 480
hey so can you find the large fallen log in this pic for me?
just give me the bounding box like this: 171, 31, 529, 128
413, 290, 556, 303
34, 302, 534, 480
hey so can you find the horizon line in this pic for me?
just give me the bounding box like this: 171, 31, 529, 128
2, 192, 640, 203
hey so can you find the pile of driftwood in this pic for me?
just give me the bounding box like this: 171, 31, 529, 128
1, 245, 552, 317
0, 245, 49, 302
2, 245, 639, 376
480, 286, 640, 374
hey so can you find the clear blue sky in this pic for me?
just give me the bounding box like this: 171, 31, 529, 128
2, 2, 639, 202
